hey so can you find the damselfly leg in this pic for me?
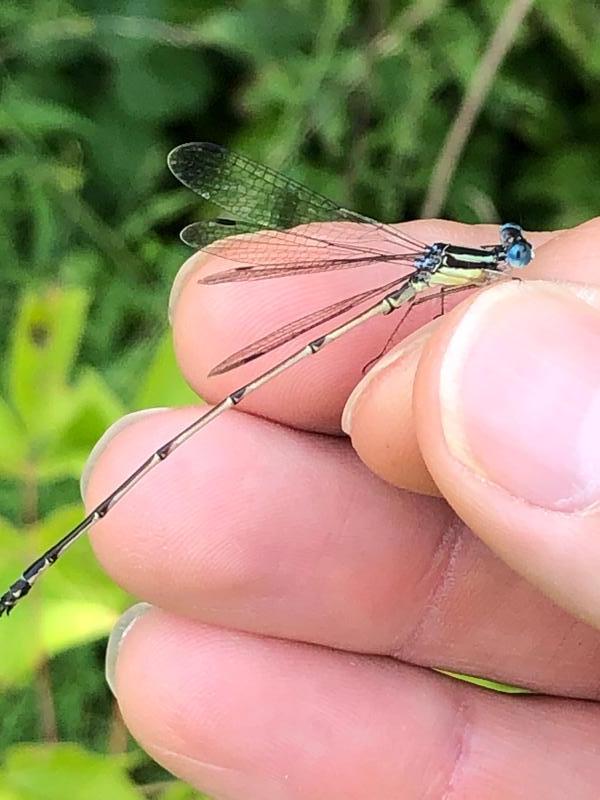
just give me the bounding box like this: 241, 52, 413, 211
360, 283, 479, 375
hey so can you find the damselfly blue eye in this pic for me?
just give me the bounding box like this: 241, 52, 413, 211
506, 241, 532, 268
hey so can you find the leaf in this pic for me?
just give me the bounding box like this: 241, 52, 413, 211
0, 397, 28, 478
36, 368, 125, 482
159, 783, 211, 800
0, 783, 21, 800
0, 94, 92, 137
0, 518, 49, 684
134, 332, 198, 410
0, 743, 143, 800
25, 177, 61, 274
8, 287, 89, 437
34, 504, 130, 623
40, 601, 120, 653
0, 505, 130, 684
537, 0, 600, 77
436, 670, 530, 694
121, 191, 197, 242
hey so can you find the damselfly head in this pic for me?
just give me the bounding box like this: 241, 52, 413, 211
499, 223, 533, 269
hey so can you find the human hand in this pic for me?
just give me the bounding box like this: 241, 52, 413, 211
85, 218, 600, 798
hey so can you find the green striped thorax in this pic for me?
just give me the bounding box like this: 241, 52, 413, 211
417, 224, 534, 290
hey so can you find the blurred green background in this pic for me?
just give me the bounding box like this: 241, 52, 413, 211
0, 0, 598, 797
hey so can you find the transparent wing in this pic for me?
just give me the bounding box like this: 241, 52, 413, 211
168, 143, 428, 273
181, 217, 413, 258
198, 252, 419, 283
210, 276, 408, 375
185, 218, 422, 281
180, 218, 261, 248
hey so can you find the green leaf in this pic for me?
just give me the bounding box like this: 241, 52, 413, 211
159, 783, 211, 800
40, 601, 119, 653
0, 505, 130, 684
36, 368, 125, 482
538, 0, 600, 76
134, 332, 198, 410
0, 783, 21, 800
0, 397, 28, 478
0, 94, 92, 138
8, 287, 89, 437
0, 743, 143, 800
0, 518, 49, 684
35, 504, 130, 627
436, 669, 530, 694
121, 191, 197, 242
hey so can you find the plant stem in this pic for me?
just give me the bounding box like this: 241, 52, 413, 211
421, 0, 537, 218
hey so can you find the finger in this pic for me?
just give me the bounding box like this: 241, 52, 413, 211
170, 221, 555, 434
85, 407, 600, 697
110, 608, 600, 800
344, 217, 600, 494
413, 275, 600, 629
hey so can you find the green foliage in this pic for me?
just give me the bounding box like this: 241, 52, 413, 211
0, 0, 598, 796
0, 740, 209, 799
0, 288, 195, 795
0, 288, 127, 673
0, 743, 142, 800
436, 669, 529, 694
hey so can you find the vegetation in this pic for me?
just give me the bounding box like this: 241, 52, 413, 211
0, 0, 598, 796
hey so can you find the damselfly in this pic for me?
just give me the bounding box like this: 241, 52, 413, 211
0, 142, 534, 616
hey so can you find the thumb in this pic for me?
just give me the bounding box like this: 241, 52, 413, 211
412, 279, 600, 628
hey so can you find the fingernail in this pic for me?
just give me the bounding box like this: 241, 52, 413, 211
341, 328, 430, 435
80, 408, 169, 500
440, 280, 600, 512
105, 602, 153, 696
168, 253, 207, 325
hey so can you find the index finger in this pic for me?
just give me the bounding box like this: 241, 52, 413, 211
170, 220, 554, 434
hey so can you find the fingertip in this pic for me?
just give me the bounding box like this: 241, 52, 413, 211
528, 216, 600, 283
106, 602, 153, 696
342, 328, 439, 495
168, 251, 210, 326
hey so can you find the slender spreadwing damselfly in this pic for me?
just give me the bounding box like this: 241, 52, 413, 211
0, 142, 534, 616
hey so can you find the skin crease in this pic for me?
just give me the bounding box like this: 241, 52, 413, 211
84, 218, 600, 799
